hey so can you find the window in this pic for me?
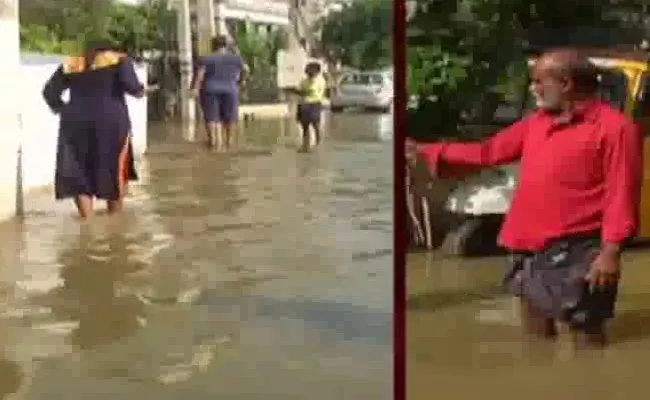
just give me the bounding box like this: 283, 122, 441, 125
634, 73, 650, 137
595, 69, 627, 112
340, 73, 384, 86
635, 74, 650, 120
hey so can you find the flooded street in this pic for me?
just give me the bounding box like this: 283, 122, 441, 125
408, 250, 650, 400
0, 112, 392, 399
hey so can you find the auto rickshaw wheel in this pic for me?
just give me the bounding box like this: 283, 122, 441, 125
442, 214, 505, 257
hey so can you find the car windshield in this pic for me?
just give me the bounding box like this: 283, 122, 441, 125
524, 67, 628, 113
341, 73, 384, 86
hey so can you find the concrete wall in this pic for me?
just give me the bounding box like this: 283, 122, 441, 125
0, 54, 148, 220
0, 0, 21, 222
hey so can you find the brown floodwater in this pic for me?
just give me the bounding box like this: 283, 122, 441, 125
408, 249, 650, 400
0, 112, 392, 399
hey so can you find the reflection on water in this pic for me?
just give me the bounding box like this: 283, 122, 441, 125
328, 113, 393, 143
0, 113, 391, 399
53, 226, 146, 349
0, 357, 21, 399
408, 250, 650, 400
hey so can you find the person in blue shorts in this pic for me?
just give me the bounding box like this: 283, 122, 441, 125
192, 35, 248, 151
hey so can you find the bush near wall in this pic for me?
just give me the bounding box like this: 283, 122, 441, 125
19, 0, 176, 56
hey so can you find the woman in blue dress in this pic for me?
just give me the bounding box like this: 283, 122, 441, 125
42, 44, 146, 219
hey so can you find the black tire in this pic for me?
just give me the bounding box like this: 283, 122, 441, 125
442, 215, 505, 257
380, 100, 393, 114
364, 106, 385, 114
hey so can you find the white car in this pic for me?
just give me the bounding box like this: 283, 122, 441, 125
330, 70, 393, 113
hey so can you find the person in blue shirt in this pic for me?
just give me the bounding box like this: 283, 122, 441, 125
192, 35, 249, 151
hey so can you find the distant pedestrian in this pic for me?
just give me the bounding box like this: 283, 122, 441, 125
192, 35, 249, 151
296, 62, 327, 152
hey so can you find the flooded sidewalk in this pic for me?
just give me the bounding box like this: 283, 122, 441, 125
0, 114, 393, 399
408, 250, 650, 400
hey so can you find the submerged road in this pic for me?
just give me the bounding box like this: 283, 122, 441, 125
408, 249, 650, 400
0, 113, 393, 399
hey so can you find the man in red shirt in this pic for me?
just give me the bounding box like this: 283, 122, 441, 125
407, 50, 643, 348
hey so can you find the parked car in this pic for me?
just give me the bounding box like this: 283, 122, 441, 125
330, 70, 393, 113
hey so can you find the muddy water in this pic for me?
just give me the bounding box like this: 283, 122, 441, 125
0, 113, 392, 399
408, 250, 650, 400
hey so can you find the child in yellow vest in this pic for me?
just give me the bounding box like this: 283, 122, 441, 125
296, 62, 327, 151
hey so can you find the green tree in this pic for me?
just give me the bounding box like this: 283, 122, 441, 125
234, 26, 286, 103
19, 0, 176, 55
407, 0, 649, 140
105, 0, 177, 55
19, 24, 81, 54
320, 0, 392, 70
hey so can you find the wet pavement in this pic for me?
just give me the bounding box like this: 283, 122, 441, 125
408, 250, 650, 400
0, 112, 392, 399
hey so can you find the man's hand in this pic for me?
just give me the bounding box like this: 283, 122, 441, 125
586, 248, 621, 291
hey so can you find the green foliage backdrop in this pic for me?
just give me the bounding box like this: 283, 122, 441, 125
19, 0, 176, 55
407, 0, 650, 140
320, 0, 392, 70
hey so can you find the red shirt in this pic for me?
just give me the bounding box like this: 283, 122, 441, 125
417, 100, 643, 251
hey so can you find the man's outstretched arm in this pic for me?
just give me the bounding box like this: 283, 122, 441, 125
408, 117, 530, 178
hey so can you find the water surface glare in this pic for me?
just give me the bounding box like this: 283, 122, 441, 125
0, 113, 392, 399
408, 250, 650, 400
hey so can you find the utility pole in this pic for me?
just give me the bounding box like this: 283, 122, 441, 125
215, 0, 228, 38
196, 0, 216, 57
173, 0, 196, 139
